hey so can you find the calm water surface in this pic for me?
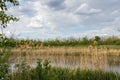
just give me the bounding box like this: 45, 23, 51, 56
10, 53, 120, 74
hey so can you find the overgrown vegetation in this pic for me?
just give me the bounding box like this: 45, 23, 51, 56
0, 39, 120, 80
0, 57, 119, 80
9, 59, 120, 80
1, 35, 120, 48
0, 49, 11, 80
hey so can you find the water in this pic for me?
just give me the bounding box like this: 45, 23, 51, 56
9, 53, 120, 74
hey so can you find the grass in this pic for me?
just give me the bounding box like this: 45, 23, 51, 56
101, 45, 120, 49
9, 45, 120, 56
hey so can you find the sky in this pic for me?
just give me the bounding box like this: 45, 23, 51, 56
3, 0, 120, 40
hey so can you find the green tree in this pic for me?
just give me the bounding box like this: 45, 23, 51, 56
0, 0, 19, 35
0, 0, 19, 48
94, 36, 101, 42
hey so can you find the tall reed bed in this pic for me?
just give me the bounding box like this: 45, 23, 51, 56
9, 46, 120, 72
0, 46, 120, 80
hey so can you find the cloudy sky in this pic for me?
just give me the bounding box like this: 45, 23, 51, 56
3, 0, 120, 39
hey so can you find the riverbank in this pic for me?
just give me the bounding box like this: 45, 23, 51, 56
9, 60, 120, 80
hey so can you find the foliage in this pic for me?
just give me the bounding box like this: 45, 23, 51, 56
0, 50, 11, 80
94, 36, 101, 41
0, 0, 19, 28
0, 0, 19, 76
0, 0, 19, 48
0, 36, 16, 48
0, 63, 10, 80
1, 36, 120, 48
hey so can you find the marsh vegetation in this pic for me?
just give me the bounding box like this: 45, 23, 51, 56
0, 45, 120, 80
0, 36, 120, 80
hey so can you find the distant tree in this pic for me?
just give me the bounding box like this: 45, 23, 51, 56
93, 36, 101, 45
94, 36, 101, 42
0, 0, 19, 35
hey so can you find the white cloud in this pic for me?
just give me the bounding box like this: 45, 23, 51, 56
28, 16, 44, 28
69, 26, 119, 38
76, 3, 102, 15
3, 0, 120, 39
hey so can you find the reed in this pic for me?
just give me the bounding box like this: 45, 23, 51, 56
0, 46, 120, 80
10, 59, 120, 80
8, 45, 120, 72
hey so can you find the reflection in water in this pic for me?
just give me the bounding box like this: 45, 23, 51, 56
9, 52, 120, 74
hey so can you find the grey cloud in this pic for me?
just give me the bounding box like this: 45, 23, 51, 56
88, 0, 120, 12
47, 0, 65, 10
24, 0, 66, 11
19, 7, 37, 16
6, 0, 120, 39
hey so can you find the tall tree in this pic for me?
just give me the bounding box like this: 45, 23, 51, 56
0, 0, 19, 35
